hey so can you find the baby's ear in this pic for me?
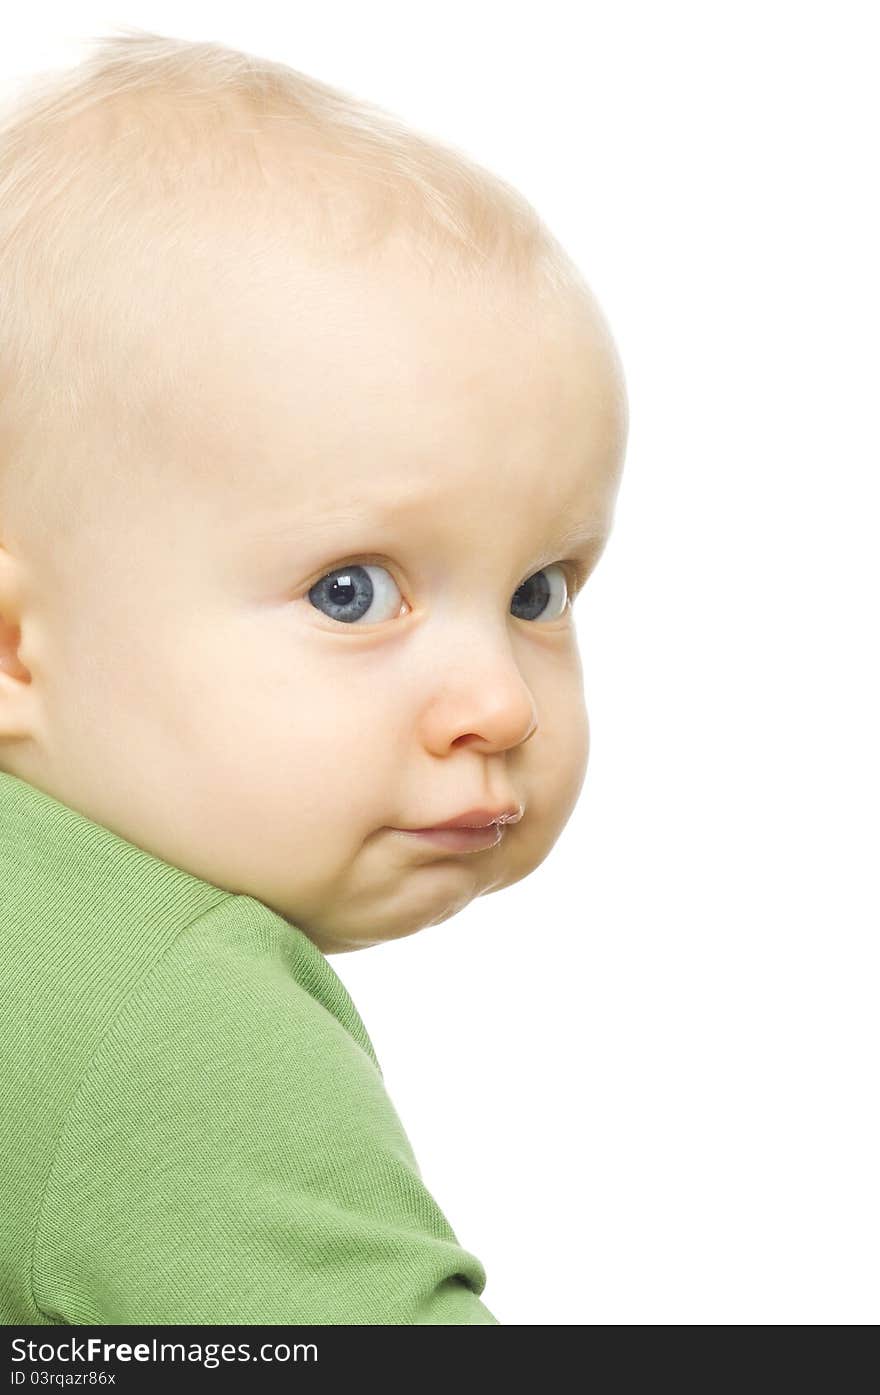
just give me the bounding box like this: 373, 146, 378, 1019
0, 613, 40, 746
0, 547, 39, 742
0, 613, 32, 683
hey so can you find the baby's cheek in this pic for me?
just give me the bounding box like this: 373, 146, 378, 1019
548, 698, 590, 823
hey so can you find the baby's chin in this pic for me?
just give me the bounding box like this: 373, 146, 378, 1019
289, 891, 479, 955
281, 844, 540, 955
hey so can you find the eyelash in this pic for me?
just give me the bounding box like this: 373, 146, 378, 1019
558, 559, 591, 596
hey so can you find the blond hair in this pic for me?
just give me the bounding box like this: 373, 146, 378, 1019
0, 25, 586, 545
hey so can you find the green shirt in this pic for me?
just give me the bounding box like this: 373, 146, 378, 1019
0, 769, 498, 1325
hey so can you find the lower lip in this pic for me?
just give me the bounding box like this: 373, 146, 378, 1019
389, 824, 506, 853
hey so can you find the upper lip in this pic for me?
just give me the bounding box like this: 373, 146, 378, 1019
412, 805, 524, 831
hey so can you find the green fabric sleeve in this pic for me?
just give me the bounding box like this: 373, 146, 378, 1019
30, 897, 499, 1325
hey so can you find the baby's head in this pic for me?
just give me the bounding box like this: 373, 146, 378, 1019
0, 29, 627, 953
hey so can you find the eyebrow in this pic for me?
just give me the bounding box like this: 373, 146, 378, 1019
550, 522, 610, 549
240, 491, 612, 586
248, 503, 609, 547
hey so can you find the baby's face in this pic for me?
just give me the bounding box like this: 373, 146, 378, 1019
7, 245, 627, 953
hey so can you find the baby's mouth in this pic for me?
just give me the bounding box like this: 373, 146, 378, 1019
386, 823, 510, 854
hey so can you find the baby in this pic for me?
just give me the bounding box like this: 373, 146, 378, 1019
0, 29, 628, 1326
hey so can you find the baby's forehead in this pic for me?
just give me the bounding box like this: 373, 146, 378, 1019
181, 221, 607, 379
203, 261, 616, 449
124, 244, 625, 558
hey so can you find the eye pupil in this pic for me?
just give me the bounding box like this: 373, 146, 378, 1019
330, 573, 355, 601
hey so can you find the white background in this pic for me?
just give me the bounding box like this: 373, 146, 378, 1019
4, 3, 877, 1324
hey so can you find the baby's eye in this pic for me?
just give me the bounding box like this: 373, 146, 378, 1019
306, 561, 573, 626
510, 563, 571, 623
307, 564, 406, 625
